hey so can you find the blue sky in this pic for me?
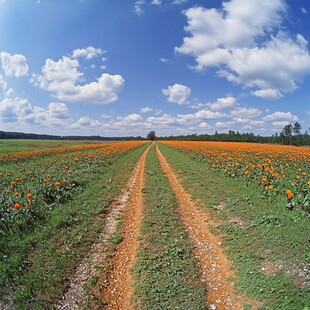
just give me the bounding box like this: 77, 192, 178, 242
0, 0, 309, 137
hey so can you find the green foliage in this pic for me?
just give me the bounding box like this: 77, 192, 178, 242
147, 131, 156, 141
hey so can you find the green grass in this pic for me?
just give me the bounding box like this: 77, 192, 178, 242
158, 143, 310, 310
0, 139, 105, 153
132, 145, 206, 310
0, 143, 149, 309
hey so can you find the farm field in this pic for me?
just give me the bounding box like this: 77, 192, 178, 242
0, 140, 309, 309
0, 139, 104, 154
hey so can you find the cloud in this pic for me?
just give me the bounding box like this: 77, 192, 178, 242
0, 52, 29, 77
175, 0, 310, 96
198, 121, 211, 129
215, 121, 231, 128
271, 120, 291, 128
172, 0, 187, 4
0, 74, 13, 98
146, 114, 187, 127
73, 116, 102, 128
262, 111, 298, 122
159, 57, 168, 63
252, 88, 283, 99
31, 50, 124, 104
134, 0, 145, 15
152, 0, 161, 5
178, 109, 224, 121
117, 113, 142, 122
140, 106, 153, 113
162, 83, 191, 105
230, 107, 262, 118
301, 7, 307, 14
72, 46, 104, 60
207, 96, 237, 111
0, 97, 70, 126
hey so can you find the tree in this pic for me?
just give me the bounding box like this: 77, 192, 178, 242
292, 122, 302, 145
293, 122, 301, 135
281, 124, 293, 145
147, 131, 156, 140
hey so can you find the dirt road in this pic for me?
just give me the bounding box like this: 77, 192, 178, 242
156, 144, 242, 310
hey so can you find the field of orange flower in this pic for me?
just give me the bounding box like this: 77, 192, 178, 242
0, 141, 147, 233
161, 141, 310, 213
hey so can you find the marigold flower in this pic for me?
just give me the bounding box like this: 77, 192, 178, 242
26, 193, 32, 199
14, 192, 19, 197
43, 179, 48, 183
14, 203, 21, 209
5, 189, 10, 193
268, 185, 273, 190
244, 170, 249, 176
296, 175, 300, 180
286, 190, 293, 199
261, 177, 267, 183
307, 181, 310, 187
54, 181, 61, 187
11, 181, 15, 186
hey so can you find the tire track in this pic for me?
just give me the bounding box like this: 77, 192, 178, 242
156, 144, 242, 310
100, 144, 151, 309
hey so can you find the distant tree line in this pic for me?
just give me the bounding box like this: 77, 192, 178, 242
0, 131, 145, 141
159, 122, 310, 146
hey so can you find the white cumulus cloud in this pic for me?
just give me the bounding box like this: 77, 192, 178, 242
140, 106, 153, 113
175, 0, 310, 97
72, 46, 104, 60
208, 96, 237, 111
31, 50, 124, 104
134, 0, 145, 15
252, 88, 283, 99
0, 52, 29, 77
263, 111, 298, 122
162, 83, 191, 105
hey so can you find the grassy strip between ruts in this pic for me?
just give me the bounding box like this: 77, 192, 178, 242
0, 143, 149, 309
132, 144, 207, 309
158, 143, 310, 310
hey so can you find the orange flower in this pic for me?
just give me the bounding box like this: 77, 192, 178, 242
14, 203, 21, 209
5, 189, 10, 193
26, 193, 32, 199
43, 179, 48, 183
54, 181, 61, 187
307, 181, 310, 187
14, 192, 19, 197
268, 185, 273, 190
261, 177, 267, 183
244, 170, 249, 176
296, 175, 301, 180
11, 181, 15, 186
286, 190, 293, 199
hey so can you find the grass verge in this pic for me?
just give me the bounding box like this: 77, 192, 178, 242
158, 143, 310, 310
0, 143, 149, 309
132, 144, 206, 309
